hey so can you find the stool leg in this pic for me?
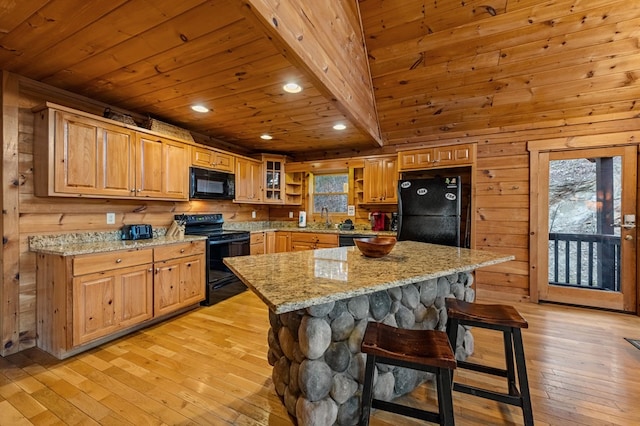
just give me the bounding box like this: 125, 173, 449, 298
513, 329, 534, 426
446, 318, 460, 359
436, 367, 456, 426
503, 329, 518, 396
359, 354, 377, 426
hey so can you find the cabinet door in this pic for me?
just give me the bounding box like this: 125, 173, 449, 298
192, 146, 234, 172
136, 135, 164, 197
119, 266, 154, 328
162, 140, 189, 199
55, 111, 134, 196
251, 232, 266, 255
235, 157, 263, 202
154, 259, 182, 317
263, 157, 284, 204
363, 158, 397, 203
73, 273, 119, 345
274, 232, 291, 252
136, 136, 188, 200
180, 255, 204, 306
72, 263, 152, 345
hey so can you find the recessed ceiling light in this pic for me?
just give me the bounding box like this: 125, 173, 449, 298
333, 123, 347, 130
283, 82, 302, 93
260, 134, 273, 140
191, 105, 209, 113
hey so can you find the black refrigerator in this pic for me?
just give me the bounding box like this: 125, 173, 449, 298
397, 177, 462, 247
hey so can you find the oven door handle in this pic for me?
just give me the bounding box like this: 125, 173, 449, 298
208, 237, 250, 245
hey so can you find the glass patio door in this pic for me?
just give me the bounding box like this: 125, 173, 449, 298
539, 146, 637, 311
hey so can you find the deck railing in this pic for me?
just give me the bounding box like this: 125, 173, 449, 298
548, 232, 621, 292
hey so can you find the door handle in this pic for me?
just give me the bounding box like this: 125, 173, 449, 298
611, 223, 636, 229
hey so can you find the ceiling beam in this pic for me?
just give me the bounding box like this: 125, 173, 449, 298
239, 0, 383, 148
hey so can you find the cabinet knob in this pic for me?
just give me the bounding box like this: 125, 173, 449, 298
148, 268, 153, 272
137, 189, 141, 192
115, 258, 122, 263
155, 268, 160, 273
180, 248, 185, 253
130, 189, 136, 192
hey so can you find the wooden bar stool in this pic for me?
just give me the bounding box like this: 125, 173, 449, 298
445, 298, 534, 426
359, 322, 457, 426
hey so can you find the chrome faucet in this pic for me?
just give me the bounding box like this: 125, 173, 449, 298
321, 207, 331, 228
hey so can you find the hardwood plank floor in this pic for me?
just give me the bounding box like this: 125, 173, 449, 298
1, 285, 639, 425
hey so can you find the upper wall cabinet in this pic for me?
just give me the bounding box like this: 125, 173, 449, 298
362, 156, 398, 204
33, 104, 189, 201
398, 143, 476, 171
261, 154, 285, 204
234, 156, 263, 203
191, 145, 234, 173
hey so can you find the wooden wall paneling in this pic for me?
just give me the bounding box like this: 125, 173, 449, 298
1, 71, 22, 355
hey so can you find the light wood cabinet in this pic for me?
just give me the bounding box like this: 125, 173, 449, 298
268, 231, 291, 253
235, 156, 263, 203
33, 104, 189, 201
362, 157, 398, 204
290, 232, 339, 251
73, 262, 153, 345
136, 134, 189, 199
36, 240, 205, 359
153, 242, 205, 317
191, 145, 234, 172
261, 155, 285, 204
250, 232, 266, 255
285, 172, 303, 205
398, 143, 475, 171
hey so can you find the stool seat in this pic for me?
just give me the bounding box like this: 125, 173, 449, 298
445, 298, 534, 426
362, 322, 457, 370
360, 322, 457, 426
446, 298, 528, 329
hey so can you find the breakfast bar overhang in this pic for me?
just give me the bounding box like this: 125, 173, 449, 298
224, 241, 513, 425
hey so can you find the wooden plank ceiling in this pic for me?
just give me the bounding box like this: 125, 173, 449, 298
2, 0, 639, 157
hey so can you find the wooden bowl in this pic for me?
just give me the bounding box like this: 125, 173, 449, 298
353, 236, 397, 258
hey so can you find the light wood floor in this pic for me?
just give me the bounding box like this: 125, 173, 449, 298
1, 285, 640, 425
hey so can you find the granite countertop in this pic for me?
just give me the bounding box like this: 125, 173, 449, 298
224, 241, 514, 314
223, 220, 397, 236
29, 234, 207, 256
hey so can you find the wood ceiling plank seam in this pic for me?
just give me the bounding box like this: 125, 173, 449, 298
42, 0, 244, 90
374, 48, 640, 114
0, 0, 49, 35
118, 56, 298, 113
498, 15, 640, 65
80, 36, 277, 104
382, 100, 640, 143
0, 0, 130, 68
81, 35, 276, 102
366, 0, 632, 65
12, 0, 211, 80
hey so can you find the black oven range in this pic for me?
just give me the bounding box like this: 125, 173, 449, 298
177, 213, 250, 305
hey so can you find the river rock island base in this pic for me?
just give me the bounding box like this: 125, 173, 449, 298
268, 272, 474, 426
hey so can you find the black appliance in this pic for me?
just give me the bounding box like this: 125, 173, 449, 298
397, 177, 462, 247
189, 167, 235, 200
338, 233, 376, 247
121, 224, 153, 240
178, 213, 250, 305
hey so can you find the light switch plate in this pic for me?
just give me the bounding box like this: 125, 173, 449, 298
106, 212, 116, 224
347, 205, 355, 216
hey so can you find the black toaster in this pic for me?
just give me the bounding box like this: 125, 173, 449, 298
121, 224, 153, 240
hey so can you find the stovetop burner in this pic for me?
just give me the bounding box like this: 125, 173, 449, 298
176, 213, 250, 241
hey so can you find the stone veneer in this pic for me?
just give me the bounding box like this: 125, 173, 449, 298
267, 272, 474, 426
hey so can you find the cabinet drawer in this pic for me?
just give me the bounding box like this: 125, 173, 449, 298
251, 232, 265, 244
73, 249, 153, 276
154, 241, 205, 262
291, 232, 338, 246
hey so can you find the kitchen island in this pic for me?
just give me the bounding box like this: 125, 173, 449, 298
224, 241, 513, 425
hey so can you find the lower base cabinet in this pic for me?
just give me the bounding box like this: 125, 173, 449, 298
36, 240, 205, 359
291, 232, 339, 250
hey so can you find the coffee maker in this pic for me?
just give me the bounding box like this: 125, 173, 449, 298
370, 211, 386, 231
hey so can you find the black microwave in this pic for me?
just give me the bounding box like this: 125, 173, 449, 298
190, 167, 235, 200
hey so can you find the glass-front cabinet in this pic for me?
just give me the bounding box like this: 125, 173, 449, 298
261, 155, 284, 204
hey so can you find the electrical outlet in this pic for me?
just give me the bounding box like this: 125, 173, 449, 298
289, 211, 294, 218
252, 211, 257, 219
106, 212, 116, 225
